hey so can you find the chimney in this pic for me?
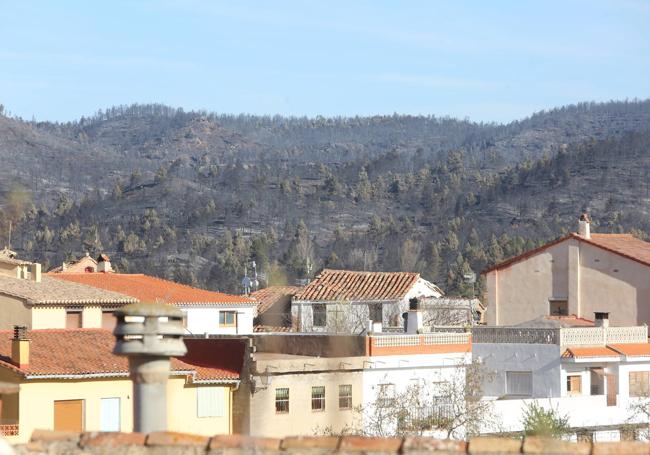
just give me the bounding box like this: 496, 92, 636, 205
578, 213, 591, 239
405, 297, 424, 334
113, 303, 187, 433
11, 326, 29, 368
30, 263, 41, 283
96, 254, 113, 273
594, 312, 609, 328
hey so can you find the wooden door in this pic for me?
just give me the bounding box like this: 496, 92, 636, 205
606, 375, 617, 407
54, 400, 84, 431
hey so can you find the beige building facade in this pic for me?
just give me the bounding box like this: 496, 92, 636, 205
485, 217, 650, 327
0, 329, 241, 443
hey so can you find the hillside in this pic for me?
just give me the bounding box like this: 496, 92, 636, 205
1, 100, 650, 295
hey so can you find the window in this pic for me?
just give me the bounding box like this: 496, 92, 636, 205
66, 310, 82, 329
313, 304, 327, 327
54, 399, 84, 432
549, 299, 568, 316
102, 311, 116, 331
275, 388, 289, 413
377, 383, 395, 407
339, 384, 352, 410
197, 387, 225, 417
100, 398, 120, 432
629, 371, 650, 397
567, 375, 582, 396
219, 311, 237, 327
369, 304, 382, 324
311, 386, 326, 411
506, 371, 532, 397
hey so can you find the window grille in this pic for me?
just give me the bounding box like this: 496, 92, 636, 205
311, 386, 325, 411
339, 384, 352, 409
275, 388, 289, 413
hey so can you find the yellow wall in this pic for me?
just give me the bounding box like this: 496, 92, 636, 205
0, 295, 31, 330
167, 377, 232, 436
12, 377, 133, 443
31, 307, 66, 329
82, 306, 102, 328
3, 374, 233, 443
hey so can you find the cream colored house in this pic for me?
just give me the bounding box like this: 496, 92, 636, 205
485, 215, 650, 327
237, 331, 471, 438
0, 256, 136, 330
0, 329, 243, 443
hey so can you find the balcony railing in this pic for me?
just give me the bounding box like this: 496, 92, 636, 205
372, 332, 471, 348
473, 325, 648, 346
472, 327, 559, 344
0, 424, 18, 436
559, 325, 648, 346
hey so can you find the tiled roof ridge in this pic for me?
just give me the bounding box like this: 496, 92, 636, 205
50, 273, 255, 305
22, 431, 650, 453
0, 275, 137, 305
0, 329, 242, 380
294, 269, 421, 302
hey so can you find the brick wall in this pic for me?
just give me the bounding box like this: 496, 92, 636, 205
11, 430, 649, 454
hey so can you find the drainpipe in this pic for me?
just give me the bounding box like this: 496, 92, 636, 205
113, 303, 187, 433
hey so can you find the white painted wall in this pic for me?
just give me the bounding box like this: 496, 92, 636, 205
475, 352, 650, 434
183, 306, 255, 335
473, 343, 563, 399
362, 352, 471, 437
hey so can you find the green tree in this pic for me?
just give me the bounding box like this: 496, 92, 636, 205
521, 402, 570, 439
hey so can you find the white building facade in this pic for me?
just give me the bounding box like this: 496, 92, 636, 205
473, 323, 650, 440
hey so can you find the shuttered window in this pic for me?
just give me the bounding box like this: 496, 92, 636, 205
100, 398, 121, 432
197, 387, 224, 417
506, 371, 532, 397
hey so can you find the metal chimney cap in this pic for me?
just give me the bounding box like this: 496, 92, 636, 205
115, 302, 184, 318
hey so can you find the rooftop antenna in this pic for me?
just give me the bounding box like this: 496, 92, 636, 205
306, 258, 312, 283
241, 264, 251, 295
7, 221, 11, 249
251, 260, 259, 292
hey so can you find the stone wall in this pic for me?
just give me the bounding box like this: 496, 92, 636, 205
10, 430, 648, 454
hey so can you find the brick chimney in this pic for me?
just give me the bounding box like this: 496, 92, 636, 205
594, 312, 609, 328
578, 213, 591, 239
97, 254, 113, 273
11, 326, 29, 368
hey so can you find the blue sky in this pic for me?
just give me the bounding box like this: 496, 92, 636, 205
1, 0, 649, 123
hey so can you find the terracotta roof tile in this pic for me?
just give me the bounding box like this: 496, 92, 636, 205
609, 343, 650, 357
50, 273, 255, 306
561, 346, 620, 358
293, 269, 427, 302
251, 286, 301, 314
485, 232, 650, 274
0, 329, 241, 381
0, 275, 136, 305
